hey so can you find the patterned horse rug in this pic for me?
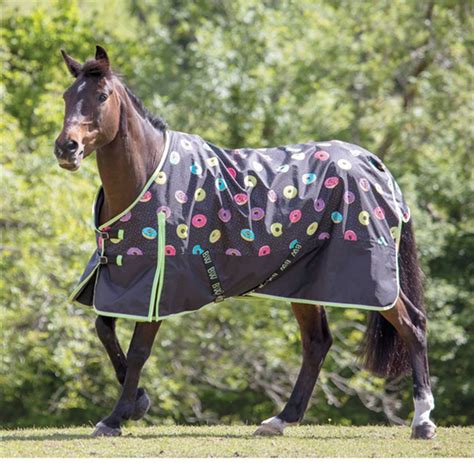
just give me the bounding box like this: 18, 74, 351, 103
70, 130, 410, 321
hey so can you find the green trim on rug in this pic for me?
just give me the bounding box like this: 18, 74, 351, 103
68, 230, 105, 303
67, 262, 100, 303
243, 291, 396, 311
154, 212, 167, 320
93, 308, 154, 321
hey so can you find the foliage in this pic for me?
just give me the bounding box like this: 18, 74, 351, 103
1, 0, 472, 428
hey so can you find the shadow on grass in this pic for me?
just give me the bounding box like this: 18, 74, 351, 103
122, 433, 369, 441
0, 433, 94, 442
0, 430, 370, 442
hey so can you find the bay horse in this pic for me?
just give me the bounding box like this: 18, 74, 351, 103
55, 46, 436, 439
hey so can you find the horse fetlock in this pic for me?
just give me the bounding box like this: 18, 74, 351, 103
411, 421, 436, 440
131, 388, 151, 421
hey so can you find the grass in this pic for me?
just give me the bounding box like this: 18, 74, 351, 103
1, 425, 473, 458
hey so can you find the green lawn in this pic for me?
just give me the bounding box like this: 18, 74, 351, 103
1, 425, 472, 458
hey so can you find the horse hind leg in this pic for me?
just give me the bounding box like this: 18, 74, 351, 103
255, 303, 332, 436
380, 296, 436, 439
95, 316, 151, 422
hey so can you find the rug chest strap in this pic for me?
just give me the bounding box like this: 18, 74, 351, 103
98, 254, 123, 266
100, 230, 124, 240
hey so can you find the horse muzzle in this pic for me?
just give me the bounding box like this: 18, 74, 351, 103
54, 138, 84, 171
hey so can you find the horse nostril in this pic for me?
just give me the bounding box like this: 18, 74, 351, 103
65, 139, 79, 153
54, 143, 63, 158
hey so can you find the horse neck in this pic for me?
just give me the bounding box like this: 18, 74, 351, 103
96, 89, 165, 225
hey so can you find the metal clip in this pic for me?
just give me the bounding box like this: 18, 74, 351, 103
99, 256, 108, 265
100, 232, 110, 239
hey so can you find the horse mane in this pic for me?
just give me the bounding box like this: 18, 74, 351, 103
80, 59, 167, 133
122, 85, 167, 132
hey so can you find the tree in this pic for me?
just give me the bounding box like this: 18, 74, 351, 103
1, 0, 472, 427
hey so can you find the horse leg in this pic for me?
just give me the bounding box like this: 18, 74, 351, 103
95, 316, 151, 421
381, 297, 436, 439
93, 320, 161, 436
255, 303, 332, 436
95, 316, 127, 383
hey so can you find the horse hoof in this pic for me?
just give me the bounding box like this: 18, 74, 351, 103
92, 421, 122, 437
411, 422, 436, 440
131, 388, 151, 421
254, 417, 285, 436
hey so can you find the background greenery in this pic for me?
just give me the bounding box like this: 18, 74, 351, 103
1, 0, 472, 429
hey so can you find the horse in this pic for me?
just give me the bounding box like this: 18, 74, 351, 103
55, 46, 436, 439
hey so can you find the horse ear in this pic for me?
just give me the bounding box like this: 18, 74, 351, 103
60, 49, 81, 77
95, 45, 110, 68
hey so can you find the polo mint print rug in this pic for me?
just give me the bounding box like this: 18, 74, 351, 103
70, 130, 410, 321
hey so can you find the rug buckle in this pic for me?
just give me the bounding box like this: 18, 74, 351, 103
100, 232, 110, 239
99, 255, 108, 265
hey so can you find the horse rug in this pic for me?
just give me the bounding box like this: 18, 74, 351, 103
70, 130, 410, 321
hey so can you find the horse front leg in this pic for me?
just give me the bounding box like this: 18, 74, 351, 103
95, 316, 127, 384
93, 320, 161, 437
95, 316, 151, 421
255, 303, 332, 436
381, 297, 436, 439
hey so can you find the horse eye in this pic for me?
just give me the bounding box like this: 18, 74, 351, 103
98, 93, 108, 103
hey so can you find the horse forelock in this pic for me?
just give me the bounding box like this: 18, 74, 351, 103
81, 59, 112, 78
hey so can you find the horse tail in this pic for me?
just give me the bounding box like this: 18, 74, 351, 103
361, 219, 426, 377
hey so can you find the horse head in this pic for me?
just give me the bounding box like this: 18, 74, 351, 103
55, 45, 121, 171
